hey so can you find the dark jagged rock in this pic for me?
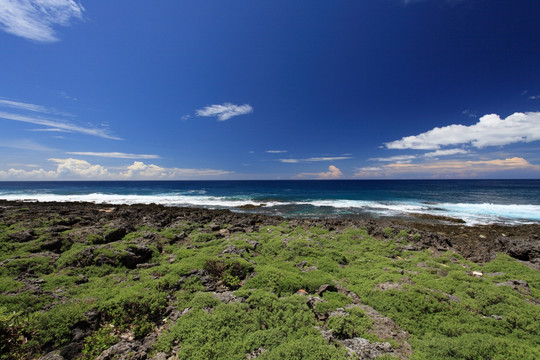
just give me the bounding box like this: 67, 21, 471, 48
494, 279, 532, 295
316, 283, 338, 295
38, 352, 64, 360
9, 230, 35, 242
340, 337, 396, 359
95, 341, 147, 360
104, 228, 127, 243
41, 237, 65, 252
120, 245, 153, 269
59, 342, 82, 359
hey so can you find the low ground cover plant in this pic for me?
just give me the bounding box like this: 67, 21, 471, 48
0, 203, 539, 359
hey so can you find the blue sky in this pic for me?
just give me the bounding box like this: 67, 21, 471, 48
1, 0, 539, 180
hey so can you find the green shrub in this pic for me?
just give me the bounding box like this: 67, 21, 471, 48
325, 307, 373, 339
190, 292, 221, 309
204, 258, 254, 290
25, 302, 86, 350
244, 266, 303, 296
383, 227, 394, 238
191, 233, 216, 243
261, 336, 347, 360
86, 233, 104, 245
80, 326, 118, 360
155, 293, 344, 359
314, 292, 351, 314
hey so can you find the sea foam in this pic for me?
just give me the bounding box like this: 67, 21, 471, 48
1, 189, 539, 225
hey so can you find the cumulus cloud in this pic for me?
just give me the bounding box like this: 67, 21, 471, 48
0, 0, 84, 42
119, 161, 234, 179
295, 165, 343, 179
354, 157, 540, 178
279, 156, 352, 163
123, 161, 166, 178
67, 152, 160, 159
385, 112, 540, 150
196, 103, 253, 121
49, 158, 109, 177
0, 158, 233, 180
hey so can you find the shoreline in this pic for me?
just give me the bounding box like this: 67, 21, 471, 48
1, 199, 539, 265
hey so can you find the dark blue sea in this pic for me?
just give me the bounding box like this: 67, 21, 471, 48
0, 180, 539, 225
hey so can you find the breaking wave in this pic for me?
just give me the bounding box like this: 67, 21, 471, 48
1, 191, 539, 225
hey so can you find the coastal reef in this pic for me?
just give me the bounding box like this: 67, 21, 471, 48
0, 200, 539, 359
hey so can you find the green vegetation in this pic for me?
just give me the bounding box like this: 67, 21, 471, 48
1, 207, 539, 360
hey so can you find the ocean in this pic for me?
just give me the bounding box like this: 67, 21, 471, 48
0, 180, 539, 225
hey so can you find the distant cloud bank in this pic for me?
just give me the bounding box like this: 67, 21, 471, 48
0, 158, 232, 180
67, 152, 160, 159
355, 157, 540, 178
0, 0, 84, 42
295, 165, 343, 179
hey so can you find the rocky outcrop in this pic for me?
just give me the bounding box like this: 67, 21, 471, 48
1, 200, 539, 360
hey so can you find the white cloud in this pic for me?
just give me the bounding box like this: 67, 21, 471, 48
295, 165, 343, 179
0, 167, 57, 179
385, 112, 540, 150
266, 150, 287, 154
357, 167, 383, 171
369, 155, 417, 163
529, 95, 540, 100
0, 110, 120, 139
0, 99, 73, 116
308, 157, 352, 162
123, 161, 166, 178
50, 158, 109, 177
424, 148, 469, 157
0, 0, 84, 42
1, 99, 50, 113
27, 128, 72, 133
119, 161, 234, 179
0, 158, 233, 180
67, 152, 160, 159
196, 103, 253, 121
279, 156, 352, 163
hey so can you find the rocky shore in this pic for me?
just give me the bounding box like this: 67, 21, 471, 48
1, 200, 539, 359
